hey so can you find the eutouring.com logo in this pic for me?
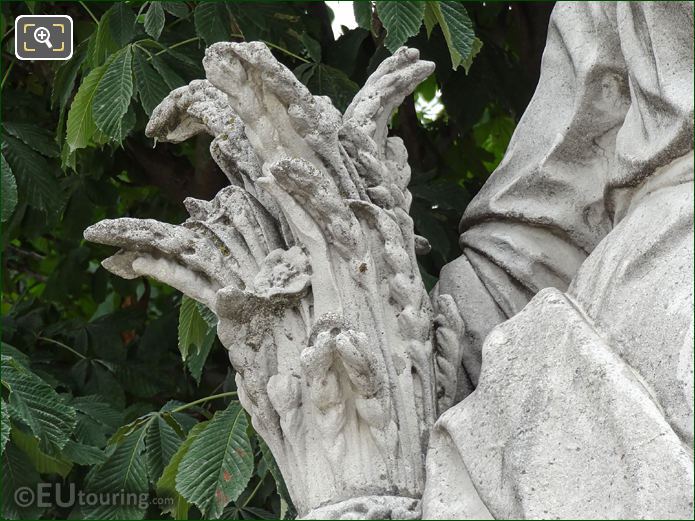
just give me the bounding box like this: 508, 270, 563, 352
13, 483, 173, 510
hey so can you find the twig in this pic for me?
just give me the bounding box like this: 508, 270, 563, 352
242, 477, 265, 508
229, 32, 311, 63
142, 34, 309, 65
36, 335, 87, 360
79, 1, 99, 24
147, 36, 200, 60
1, 60, 15, 90
170, 391, 238, 413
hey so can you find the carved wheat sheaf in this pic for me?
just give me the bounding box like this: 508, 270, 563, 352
85, 42, 443, 518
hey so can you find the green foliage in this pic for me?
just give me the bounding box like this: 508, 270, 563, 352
377, 1, 480, 71
1, 1, 545, 519
2, 355, 76, 453
83, 424, 149, 519
354, 1, 373, 31
179, 295, 214, 360
2, 135, 63, 215
132, 46, 170, 116
144, 2, 166, 40
194, 2, 232, 46
2, 442, 43, 519
377, 1, 426, 53
294, 62, 358, 112
93, 45, 134, 141
157, 421, 208, 520
146, 414, 184, 485
0, 154, 17, 223
65, 63, 107, 153
427, 1, 482, 72
3, 122, 59, 158
9, 427, 73, 477
1, 398, 10, 453
176, 402, 253, 518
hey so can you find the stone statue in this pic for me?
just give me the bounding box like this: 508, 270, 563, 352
84, 2, 694, 519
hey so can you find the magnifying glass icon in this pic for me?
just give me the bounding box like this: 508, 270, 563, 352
33, 26, 53, 48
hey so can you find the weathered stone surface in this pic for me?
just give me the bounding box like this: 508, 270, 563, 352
86, 42, 437, 517
426, 1, 693, 519
424, 289, 694, 519
85, 2, 693, 519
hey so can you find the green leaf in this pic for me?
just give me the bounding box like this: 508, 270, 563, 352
1, 137, 62, 216
1, 398, 10, 455
186, 329, 216, 384
178, 296, 214, 362
109, 2, 136, 47
160, 412, 187, 440
53, 42, 89, 145
144, 2, 166, 39
2, 442, 43, 520
3, 122, 59, 158
0, 344, 30, 368
299, 63, 359, 113
429, 1, 480, 71
259, 437, 294, 514
61, 439, 107, 465
87, 9, 120, 68
146, 415, 183, 484
10, 427, 73, 477
109, 414, 154, 446
461, 36, 483, 74
1, 154, 17, 223
132, 47, 170, 116
1, 356, 76, 454
93, 45, 134, 141
115, 366, 162, 400
115, 103, 137, 143
157, 422, 208, 519
301, 32, 322, 62
354, 1, 372, 30
196, 301, 219, 329
71, 395, 124, 432
71, 395, 124, 447
473, 109, 514, 168
162, 2, 190, 18
66, 63, 108, 152
194, 2, 231, 46
84, 424, 150, 520
52, 41, 88, 111
73, 412, 115, 448
184, 301, 219, 382
176, 402, 253, 518
416, 72, 437, 101
376, 1, 425, 53
423, 2, 438, 37
161, 405, 199, 435
152, 54, 186, 90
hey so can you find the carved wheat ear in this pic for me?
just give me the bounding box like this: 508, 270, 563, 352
341, 48, 435, 251
144, 78, 293, 242
84, 185, 281, 312
144, 79, 236, 142
203, 42, 363, 202
144, 80, 260, 193
86, 43, 439, 516
344, 47, 435, 156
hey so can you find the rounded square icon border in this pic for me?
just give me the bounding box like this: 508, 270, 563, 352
14, 14, 74, 61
